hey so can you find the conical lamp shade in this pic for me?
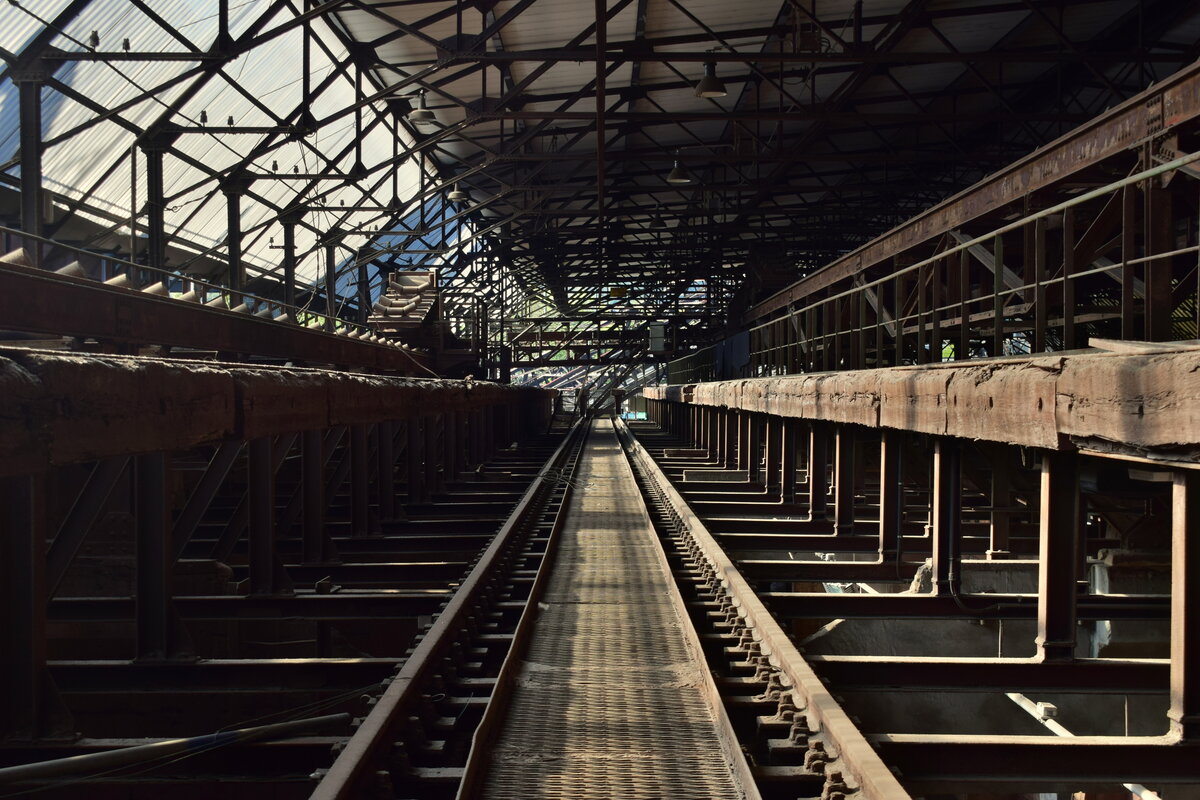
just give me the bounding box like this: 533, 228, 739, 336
694, 61, 727, 98
408, 92, 435, 124
666, 159, 693, 184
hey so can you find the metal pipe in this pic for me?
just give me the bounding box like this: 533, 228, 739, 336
0, 713, 350, 785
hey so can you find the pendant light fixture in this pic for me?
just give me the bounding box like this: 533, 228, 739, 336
666, 154, 693, 185
694, 61, 727, 98
407, 90, 435, 124
447, 182, 468, 203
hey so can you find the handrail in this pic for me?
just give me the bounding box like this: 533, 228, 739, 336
1, 222, 363, 336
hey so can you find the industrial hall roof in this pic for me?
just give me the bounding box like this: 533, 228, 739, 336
2, 0, 1199, 333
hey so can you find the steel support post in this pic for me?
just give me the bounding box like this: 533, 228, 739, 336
992, 235, 1005, 356
0, 474, 62, 739
280, 209, 301, 320
723, 411, 737, 469
1033, 218, 1047, 353
357, 249, 370, 324
135, 453, 177, 660
780, 418, 799, 504
764, 416, 782, 495
406, 418, 424, 504
879, 430, 902, 562
248, 438, 279, 595
1172, 470, 1200, 739
989, 456, 1012, 559
834, 427, 856, 535
377, 421, 395, 522
350, 424, 370, 534
808, 424, 829, 519
707, 408, 719, 458
736, 413, 750, 471
142, 143, 168, 285
1146, 186, 1173, 342
482, 407, 495, 463
748, 414, 763, 484
323, 244, 338, 330
424, 416, 439, 499
931, 438, 962, 596
223, 177, 247, 302
301, 429, 326, 564
15, 72, 44, 267
1037, 451, 1081, 661
468, 410, 482, 467
1121, 185, 1138, 339
1062, 208, 1077, 350
444, 411, 459, 485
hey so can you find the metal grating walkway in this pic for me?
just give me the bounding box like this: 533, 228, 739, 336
478, 419, 746, 800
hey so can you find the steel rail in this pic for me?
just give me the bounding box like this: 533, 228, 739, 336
614, 417, 911, 799
310, 419, 587, 799
454, 419, 761, 799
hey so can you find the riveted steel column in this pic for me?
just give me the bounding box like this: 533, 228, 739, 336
989, 455, 1012, 559
357, 248, 370, 325
302, 429, 326, 563
747, 414, 762, 484
248, 438, 279, 594
780, 418, 799, 504
323, 231, 341, 331
424, 416, 439, 500
807, 424, 829, 519
407, 418, 425, 504
722, 410, 736, 469
1037, 451, 1081, 661
444, 411, 459, 485
764, 416, 782, 495
932, 438, 962, 596
280, 207, 302, 320
350, 425, 370, 536
834, 427, 856, 535
737, 413, 751, 471
377, 421, 395, 522
1172, 470, 1200, 739
135, 453, 174, 660
222, 173, 249, 302
0, 475, 50, 738
705, 410, 715, 460
879, 430, 902, 563
15, 70, 45, 267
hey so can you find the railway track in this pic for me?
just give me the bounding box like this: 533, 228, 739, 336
310, 416, 909, 799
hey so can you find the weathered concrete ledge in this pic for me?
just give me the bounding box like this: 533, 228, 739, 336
643, 346, 1200, 459
0, 349, 551, 475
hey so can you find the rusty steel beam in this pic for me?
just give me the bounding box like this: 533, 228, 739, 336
0, 350, 549, 476
644, 344, 1200, 462
0, 260, 429, 374
745, 59, 1200, 323
872, 735, 1200, 789
808, 655, 1168, 693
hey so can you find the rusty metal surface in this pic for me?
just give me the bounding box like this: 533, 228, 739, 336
617, 417, 912, 800
0, 260, 431, 373
745, 59, 1200, 323
467, 419, 754, 800
0, 349, 550, 475
644, 345, 1200, 463
310, 421, 585, 800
